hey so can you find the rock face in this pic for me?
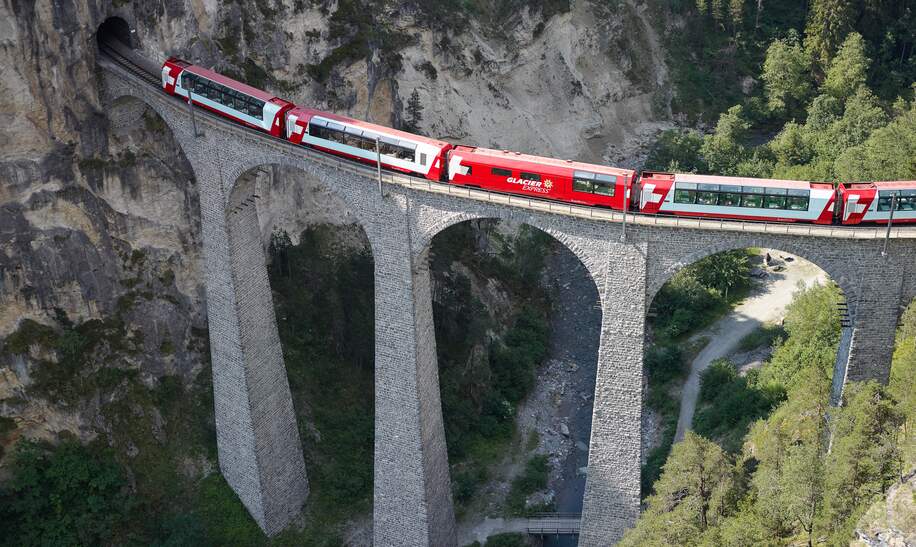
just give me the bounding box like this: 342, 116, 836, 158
0, 0, 669, 459
853, 473, 916, 547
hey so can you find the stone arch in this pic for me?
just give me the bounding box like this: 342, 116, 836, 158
225, 156, 373, 235
418, 209, 598, 280
97, 16, 136, 50
100, 81, 196, 165
424, 214, 604, 517
647, 237, 858, 319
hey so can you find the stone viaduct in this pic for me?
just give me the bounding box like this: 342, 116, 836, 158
98, 48, 916, 546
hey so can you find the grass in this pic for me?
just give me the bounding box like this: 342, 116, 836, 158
505, 454, 551, 516
641, 336, 708, 494
736, 323, 786, 353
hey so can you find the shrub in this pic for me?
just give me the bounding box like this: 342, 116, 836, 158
0, 440, 129, 546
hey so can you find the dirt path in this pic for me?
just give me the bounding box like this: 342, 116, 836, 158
673, 251, 827, 442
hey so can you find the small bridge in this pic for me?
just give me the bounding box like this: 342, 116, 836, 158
526, 513, 582, 535
464, 514, 581, 544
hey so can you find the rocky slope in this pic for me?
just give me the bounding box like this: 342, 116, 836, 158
0, 0, 672, 449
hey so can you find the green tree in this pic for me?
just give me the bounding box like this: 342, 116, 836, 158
644, 129, 707, 172
746, 364, 831, 542
620, 432, 736, 546
805, 0, 856, 70
690, 250, 749, 299
701, 105, 751, 175
403, 89, 424, 133
821, 382, 903, 542
823, 32, 869, 100
762, 33, 813, 113
889, 301, 916, 473
759, 283, 841, 390
0, 441, 129, 546
835, 97, 916, 181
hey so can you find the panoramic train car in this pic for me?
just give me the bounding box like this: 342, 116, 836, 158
446, 146, 636, 209
838, 181, 916, 225
638, 172, 836, 224
285, 107, 452, 179
161, 57, 294, 137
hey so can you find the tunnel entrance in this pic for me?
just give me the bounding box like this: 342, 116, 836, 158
97, 16, 134, 50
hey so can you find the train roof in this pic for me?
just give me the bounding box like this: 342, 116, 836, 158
668, 172, 832, 189
181, 63, 289, 104
290, 107, 451, 148
453, 146, 635, 177
841, 181, 916, 189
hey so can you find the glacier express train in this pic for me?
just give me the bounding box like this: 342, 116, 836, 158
161, 57, 916, 226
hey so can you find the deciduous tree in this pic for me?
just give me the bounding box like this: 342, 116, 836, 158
762, 32, 813, 113
823, 32, 869, 100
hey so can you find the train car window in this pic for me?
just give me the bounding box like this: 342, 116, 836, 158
741, 194, 764, 208
698, 183, 719, 191
765, 187, 789, 195
491, 167, 512, 177
787, 196, 809, 210
397, 141, 417, 161
379, 136, 399, 156
596, 174, 617, 184
594, 174, 616, 196
593, 183, 614, 196
786, 189, 810, 211
696, 190, 718, 205
572, 171, 595, 193
898, 191, 916, 211
521, 172, 541, 181
719, 192, 741, 206
420, 153, 427, 166
674, 189, 697, 204
877, 191, 895, 211
716, 185, 741, 205
765, 195, 787, 208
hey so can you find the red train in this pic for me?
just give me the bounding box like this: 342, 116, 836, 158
161, 57, 916, 226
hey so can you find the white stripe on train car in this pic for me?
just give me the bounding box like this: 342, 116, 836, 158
174, 80, 276, 131
299, 134, 433, 176
861, 200, 916, 222
659, 188, 833, 221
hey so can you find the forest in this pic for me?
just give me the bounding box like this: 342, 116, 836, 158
627, 0, 916, 544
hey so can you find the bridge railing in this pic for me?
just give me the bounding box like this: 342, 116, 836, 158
99, 55, 916, 241
525, 513, 582, 535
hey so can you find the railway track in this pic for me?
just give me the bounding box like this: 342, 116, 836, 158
99, 43, 160, 86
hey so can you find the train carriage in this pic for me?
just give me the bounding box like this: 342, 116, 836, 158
285, 107, 451, 180
446, 146, 636, 210
638, 172, 836, 224
161, 57, 293, 137
838, 181, 916, 225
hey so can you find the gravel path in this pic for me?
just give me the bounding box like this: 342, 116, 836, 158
673, 251, 827, 442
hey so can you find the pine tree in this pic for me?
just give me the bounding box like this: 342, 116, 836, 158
805, 0, 857, 70
619, 432, 736, 546
404, 89, 424, 133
